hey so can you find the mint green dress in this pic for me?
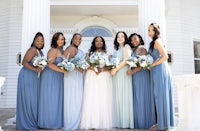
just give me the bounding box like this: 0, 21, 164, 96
112, 46, 134, 129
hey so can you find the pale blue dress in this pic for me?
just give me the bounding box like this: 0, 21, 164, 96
131, 49, 156, 129
16, 50, 43, 130
38, 57, 64, 129
63, 49, 84, 130
148, 46, 175, 130
112, 46, 134, 129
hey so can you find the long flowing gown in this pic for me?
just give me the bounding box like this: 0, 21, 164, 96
148, 42, 175, 130
112, 46, 134, 129
38, 57, 64, 129
131, 50, 156, 129
80, 53, 113, 129
63, 49, 84, 130
16, 56, 41, 130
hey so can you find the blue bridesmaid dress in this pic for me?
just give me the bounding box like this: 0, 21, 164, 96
63, 49, 84, 130
38, 57, 64, 129
131, 50, 156, 129
149, 46, 175, 130
16, 51, 43, 130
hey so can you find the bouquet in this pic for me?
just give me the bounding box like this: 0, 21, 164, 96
32, 56, 49, 78
87, 52, 108, 72
126, 54, 154, 69
105, 55, 120, 69
126, 56, 139, 68
57, 57, 75, 72
138, 54, 154, 69
74, 57, 90, 70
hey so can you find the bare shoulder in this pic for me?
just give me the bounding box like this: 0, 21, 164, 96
155, 39, 165, 48
64, 45, 76, 52
48, 48, 57, 56
124, 44, 132, 51
25, 47, 37, 56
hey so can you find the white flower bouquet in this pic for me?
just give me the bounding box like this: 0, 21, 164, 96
74, 57, 90, 70
32, 56, 49, 78
126, 56, 139, 68
105, 55, 120, 69
57, 57, 75, 72
87, 52, 108, 72
138, 54, 154, 69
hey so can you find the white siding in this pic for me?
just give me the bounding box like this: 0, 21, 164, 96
0, 0, 22, 108
181, 0, 200, 74
166, 0, 184, 75
0, 0, 10, 107
166, 0, 200, 75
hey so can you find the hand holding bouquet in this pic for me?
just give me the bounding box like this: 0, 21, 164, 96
74, 57, 90, 70
105, 55, 120, 69
32, 56, 49, 78
138, 54, 154, 69
87, 52, 108, 72
126, 56, 139, 68
57, 57, 75, 72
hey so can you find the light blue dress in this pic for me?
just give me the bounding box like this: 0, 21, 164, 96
148, 47, 175, 130
112, 46, 134, 129
38, 57, 64, 129
63, 49, 84, 130
16, 50, 43, 130
131, 49, 156, 129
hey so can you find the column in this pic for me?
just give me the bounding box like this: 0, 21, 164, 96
138, 0, 166, 47
21, 0, 50, 57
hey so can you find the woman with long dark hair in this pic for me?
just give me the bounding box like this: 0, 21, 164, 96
16, 32, 44, 130
148, 23, 175, 130
80, 36, 113, 129
38, 32, 66, 129
111, 31, 134, 129
63, 33, 84, 130
127, 33, 156, 129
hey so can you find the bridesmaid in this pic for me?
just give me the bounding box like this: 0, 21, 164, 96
126, 33, 156, 129
111, 31, 134, 129
80, 36, 113, 129
16, 32, 44, 130
38, 32, 66, 129
148, 23, 175, 130
63, 33, 84, 130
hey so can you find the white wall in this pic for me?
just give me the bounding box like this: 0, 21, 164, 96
166, 0, 200, 75
51, 15, 138, 28
166, 0, 183, 75
0, 0, 10, 107
181, 0, 200, 74
0, 0, 22, 108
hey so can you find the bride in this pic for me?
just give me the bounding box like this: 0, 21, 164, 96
80, 36, 113, 130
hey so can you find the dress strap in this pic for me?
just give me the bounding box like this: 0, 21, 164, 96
37, 49, 41, 57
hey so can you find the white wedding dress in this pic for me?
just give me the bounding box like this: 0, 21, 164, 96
80, 53, 113, 129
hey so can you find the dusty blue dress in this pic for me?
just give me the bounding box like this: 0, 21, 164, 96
38, 57, 64, 129
112, 46, 134, 129
148, 46, 175, 130
131, 50, 156, 129
63, 49, 84, 130
16, 51, 43, 130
